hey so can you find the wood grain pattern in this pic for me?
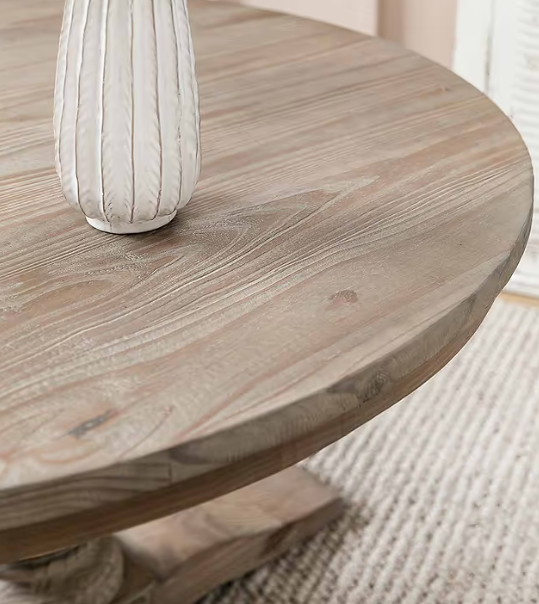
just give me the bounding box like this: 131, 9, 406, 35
0, 468, 340, 603
0, 538, 128, 604
118, 467, 343, 604
0, 0, 532, 562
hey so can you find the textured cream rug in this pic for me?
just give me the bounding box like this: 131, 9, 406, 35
205, 298, 539, 604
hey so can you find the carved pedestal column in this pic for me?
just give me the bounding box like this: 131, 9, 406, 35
0, 538, 153, 604
0, 469, 342, 604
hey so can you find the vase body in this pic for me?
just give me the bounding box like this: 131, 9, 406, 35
54, 0, 201, 234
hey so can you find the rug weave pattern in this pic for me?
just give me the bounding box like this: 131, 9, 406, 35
205, 299, 539, 604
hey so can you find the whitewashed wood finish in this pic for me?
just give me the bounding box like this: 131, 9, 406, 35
222, 0, 379, 34
0, 0, 532, 564
54, 0, 201, 234
0, 469, 340, 604
118, 467, 343, 604
0, 539, 129, 604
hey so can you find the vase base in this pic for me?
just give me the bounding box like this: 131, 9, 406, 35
86, 212, 177, 235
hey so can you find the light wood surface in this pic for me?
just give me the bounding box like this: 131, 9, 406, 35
0, 468, 341, 603
227, 0, 458, 68
220, 0, 379, 35
119, 467, 342, 604
0, 0, 532, 563
0, 538, 144, 604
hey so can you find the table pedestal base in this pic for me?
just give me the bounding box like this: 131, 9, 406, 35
0, 468, 343, 604
0, 538, 151, 604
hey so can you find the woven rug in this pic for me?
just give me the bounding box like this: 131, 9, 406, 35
204, 298, 539, 604
507, 246, 539, 299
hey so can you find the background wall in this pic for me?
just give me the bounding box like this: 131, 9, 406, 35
235, 0, 378, 35
228, 0, 458, 68
380, 0, 458, 68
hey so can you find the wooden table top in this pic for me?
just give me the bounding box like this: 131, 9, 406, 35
0, 0, 532, 562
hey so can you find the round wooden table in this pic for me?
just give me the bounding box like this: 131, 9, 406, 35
0, 1, 532, 602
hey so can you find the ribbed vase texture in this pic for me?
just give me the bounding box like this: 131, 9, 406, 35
54, 0, 201, 229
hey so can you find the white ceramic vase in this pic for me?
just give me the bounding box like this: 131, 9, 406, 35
54, 0, 201, 234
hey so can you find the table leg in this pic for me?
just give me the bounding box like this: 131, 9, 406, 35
0, 538, 153, 604
0, 468, 343, 604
